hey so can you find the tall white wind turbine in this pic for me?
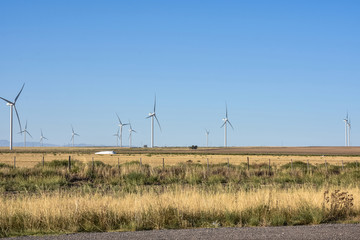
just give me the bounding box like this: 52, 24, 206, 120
344, 113, 348, 147
40, 129, 48, 147
146, 95, 161, 148
116, 113, 129, 147
0, 83, 25, 150
205, 129, 210, 147
70, 126, 80, 147
221, 104, 234, 147
128, 122, 136, 148
113, 129, 120, 147
19, 120, 32, 147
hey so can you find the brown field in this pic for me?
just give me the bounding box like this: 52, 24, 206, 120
1, 146, 360, 168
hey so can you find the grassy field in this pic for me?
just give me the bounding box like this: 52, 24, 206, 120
0, 147, 360, 237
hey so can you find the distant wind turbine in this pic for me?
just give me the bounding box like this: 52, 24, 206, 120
70, 126, 80, 147
18, 120, 32, 147
221, 103, 234, 147
128, 121, 136, 148
113, 129, 120, 147
116, 113, 129, 147
205, 129, 210, 147
344, 113, 348, 147
347, 117, 351, 147
0, 83, 25, 150
146, 95, 161, 148
40, 129, 48, 147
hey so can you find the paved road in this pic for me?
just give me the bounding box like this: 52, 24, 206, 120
6, 224, 360, 240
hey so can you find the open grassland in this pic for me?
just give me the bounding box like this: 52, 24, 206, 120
1, 146, 360, 237
1, 146, 360, 168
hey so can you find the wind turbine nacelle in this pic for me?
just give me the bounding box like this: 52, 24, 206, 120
6, 103, 13, 106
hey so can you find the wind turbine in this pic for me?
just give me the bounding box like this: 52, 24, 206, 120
0, 83, 25, 150
344, 113, 348, 147
113, 129, 120, 147
40, 129, 48, 147
221, 104, 234, 147
205, 129, 210, 147
347, 117, 351, 147
128, 122, 136, 148
116, 113, 129, 147
146, 95, 161, 148
70, 126, 80, 147
18, 120, 32, 147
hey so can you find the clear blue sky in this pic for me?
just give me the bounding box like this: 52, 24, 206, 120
0, 0, 359, 147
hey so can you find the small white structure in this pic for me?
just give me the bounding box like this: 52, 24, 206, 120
95, 151, 116, 155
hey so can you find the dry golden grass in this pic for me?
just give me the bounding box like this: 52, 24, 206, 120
0, 185, 359, 236
0, 151, 359, 168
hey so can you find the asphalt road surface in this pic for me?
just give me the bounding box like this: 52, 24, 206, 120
6, 224, 360, 240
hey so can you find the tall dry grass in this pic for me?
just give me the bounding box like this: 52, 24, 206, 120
0, 185, 359, 237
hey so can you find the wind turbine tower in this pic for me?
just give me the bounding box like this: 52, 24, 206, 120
70, 126, 80, 147
0, 83, 25, 150
221, 104, 234, 147
19, 120, 32, 147
347, 117, 351, 147
205, 129, 210, 147
116, 113, 129, 147
146, 95, 161, 148
344, 114, 348, 147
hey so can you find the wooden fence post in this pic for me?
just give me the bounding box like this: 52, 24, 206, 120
13, 156, 16, 169
68, 156, 71, 171
207, 158, 209, 171
163, 158, 165, 170
268, 159, 271, 173
247, 157, 250, 171
342, 160, 344, 171
42, 155, 45, 167
118, 158, 120, 169
325, 160, 327, 172
307, 159, 309, 173
92, 157, 95, 171
227, 158, 229, 168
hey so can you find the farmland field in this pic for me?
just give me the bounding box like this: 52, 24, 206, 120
0, 146, 359, 237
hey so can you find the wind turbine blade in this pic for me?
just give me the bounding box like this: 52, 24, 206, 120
220, 122, 226, 128
27, 131, 33, 138
14, 106, 22, 132
75, 133, 80, 136
228, 120, 234, 130
14, 83, 25, 103
25, 120, 28, 130
154, 95, 156, 113
44, 137, 48, 140
116, 113, 122, 125
71, 125, 74, 133
146, 115, 152, 119
226, 103, 228, 118
155, 115, 162, 131
0, 97, 13, 105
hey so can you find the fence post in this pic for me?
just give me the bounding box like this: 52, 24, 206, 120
42, 155, 45, 168
163, 158, 165, 170
118, 158, 120, 169
342, 160, 344, 171
356, 160, 358, 169
325, 160, 327, 172
247, 157, 250, 171
307, 159, 309, 173
207, 158, 209, 171
13, 156, 16, 169
68, 156, 71, 171
140, 158, 142, 168
268, 159, 271, 174
291, 159, 293, 172
92, 157, 95, 171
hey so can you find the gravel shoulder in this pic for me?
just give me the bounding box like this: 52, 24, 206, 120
5, 224, 360, 240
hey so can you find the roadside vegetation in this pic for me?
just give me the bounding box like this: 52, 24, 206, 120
0, 159, 359, 237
